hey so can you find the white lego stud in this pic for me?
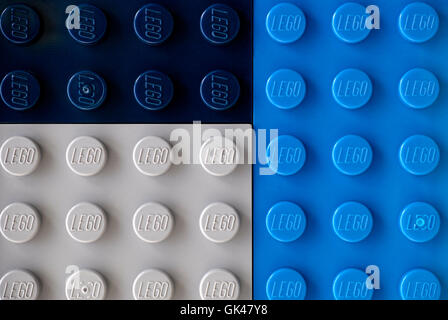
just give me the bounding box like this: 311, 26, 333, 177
65, 269, 107, 300
0, 136, 40, 176
0, 270, 40, 300
132, 269, 174, 300
66, 203, 107, 243
200, 202, 240, 243
199, 268, 240, 300
0, 203, 40, 244
133, 202, 174, 243
199, 136, 239, 176
133, 136, 172, 176
66, 136, 107, 176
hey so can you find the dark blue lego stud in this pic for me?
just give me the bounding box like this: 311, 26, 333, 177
267, 135, 306, 176
266, 268, 306, 300
266, 202, 306, 242
332, 69, 372, 109
200, 70, 240, 111
333, 202, 373, 243
332, 135, 372, 176
0, 71, 40, 111
67, 4, 107, 45
134, 4, 174, 45
0, 4, 40, 45
333, 268, 373, 300
399, 3, 439, 43
266, 3, 306, 44
332, 3, 371, 44
400, 269, 441, 300
399, 68, 439, 109
67, 71, 107, 111
399, 135, 440, 176
134, 71, 174, 111
266, 69, 306, 110
200, 4, 240, 45
400, 202, 440, 243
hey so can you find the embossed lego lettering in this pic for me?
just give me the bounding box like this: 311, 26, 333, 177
335, 80, 369, 97
144, 74, 163, 106
270, 213, 302, 231
78, 8, 96, 40
336, 280, 369, 299
69, 214, 102, 232
403, 14, 436, 31
279, 147, 302, 164
211, 74, 230, 106
269, 14, 303, 32
144, 8, 163, 40
335, 147, 369, 164
402, 146, 437, 164
211, 8, 230, 40
68, 280, 102, 299
270, 80, 302, 98
405, 214, 436, 231
1, 281, 35, 299
403, 281, 438, 299
269, 280, 304, 299
137, 214, 170, 232
336, 14, 367, 31
204, 146, 236, 165
137, 147, 169, 165
336, 214, 369, 232
136, 281, 170, 299
203, 280, 237, 299
10, 73, 30, 107
2, 214, 35, 232
10, 7, 29, 39
204, 214, 236, 232
403, 79, 436, 97
3, 146, 36, 165
70, 147, 103, 165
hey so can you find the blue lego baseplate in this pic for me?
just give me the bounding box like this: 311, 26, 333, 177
254, 0, 448, 300
0, 0, 252, 123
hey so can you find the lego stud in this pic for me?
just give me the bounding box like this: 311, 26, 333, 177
133, 136, 172, 176
267, 135, 306, 176
333, 268, 373, 300
0, 136, 41, 176
67, 71, 107, 111
332, 3, 371, 44
332, 135, 373, 176
0, 270, 40, 300
266, 69, 306, 110
133, 202, 174, 243
65, 269, 107, 300
200, 202, 240, 243
399, 135, 439, 176
266, 3, 306, 44
201, 4, 240, 45
399, 3, 439, 43
0, 4, 40, 45
266, 268, 306, 300
66, 202, 107, 243
67, 4, 107, 45
133, 269, 174, 300
134, 4, 174, 45
66, 136, 107, 176
0, 203, 40, 244
399, 68, 439, 109
134, 70, 174, 111
266, 201, 306, 242
332, 68, 373, 109
333, 202, 373, 243
199, 269, 240, 300
1, 71, 40, 111
400, 269, 440, 300
400, 202, 440, 243
200, 70, 240, 111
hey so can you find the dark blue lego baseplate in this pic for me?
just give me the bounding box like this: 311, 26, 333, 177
254, 0, 448, 299
0, 0, 253, 123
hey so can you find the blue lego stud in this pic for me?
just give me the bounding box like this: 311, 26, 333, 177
399, 135, 439, 176
332, 135, 373, 176
267, 135, 306, 176
134, 4, 173, 45
0, 4, 40, 45
67, 71, 107, 111
0, 71, 40, 111
67, 4, 107, 45
266, 69, 306, 110
400, 269, 441, 300
266, 3, 306, 44
333, 268, 373, 300
399, 68, 439, 109
266, 268, 307, 300
200, 70, 240, 111
200, 4, 240, 45
266, 202, 306, 243
400, 202, 440, 243
332, 3, 371, 44
333, 202, 373, 243
399, 3, 439, 43
332, 69, 372, 109
134, 71, 174, 111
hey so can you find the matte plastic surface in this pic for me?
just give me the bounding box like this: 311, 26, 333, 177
0, 124, 252, 300
0, 0, 252, 123
254, 0, 448, 300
